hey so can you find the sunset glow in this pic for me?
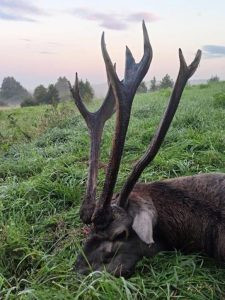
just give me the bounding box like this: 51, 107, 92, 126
0, 0, 225, 90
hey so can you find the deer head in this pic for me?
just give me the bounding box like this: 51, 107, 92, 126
70, 21, 202, 277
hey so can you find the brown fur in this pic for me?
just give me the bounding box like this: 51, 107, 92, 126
130, 173, 225, 260
76, 173, 225, 277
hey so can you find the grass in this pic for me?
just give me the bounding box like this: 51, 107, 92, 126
0, 81, 225, 299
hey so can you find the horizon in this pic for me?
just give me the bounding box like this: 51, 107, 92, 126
0, 0, 225, 90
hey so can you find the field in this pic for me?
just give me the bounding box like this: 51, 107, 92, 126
0, 82, 225, 299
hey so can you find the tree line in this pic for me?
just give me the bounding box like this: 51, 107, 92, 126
137, 74, 174, 93
0, 76, 94, 107
0, 74, 220, 107
138, 74, 220, 93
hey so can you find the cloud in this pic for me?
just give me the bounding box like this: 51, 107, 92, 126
202, 45, 225, 58
71, 8, 159, 30
0, 10, 35, 22
0, 0, 46, 22
126, 12, 160, 23
99, 18, 127, 30
72, 8, 127, 30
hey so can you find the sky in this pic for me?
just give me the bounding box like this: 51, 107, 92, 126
0, 0, 225, 90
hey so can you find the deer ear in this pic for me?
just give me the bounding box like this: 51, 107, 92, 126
128, 195, 157, 245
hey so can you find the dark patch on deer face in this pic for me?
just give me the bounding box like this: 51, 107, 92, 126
75, 230, 145, 277
75, 207, 136, 276
75, 205, 159, 277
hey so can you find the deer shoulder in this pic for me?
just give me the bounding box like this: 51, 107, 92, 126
128, 173, 225, 258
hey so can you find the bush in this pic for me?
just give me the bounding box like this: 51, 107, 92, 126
21, 98, 38, 107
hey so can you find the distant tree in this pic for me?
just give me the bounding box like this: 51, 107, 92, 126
46, 84, 60, 106
137, 81, 148, 93
0, 100, 7, 107
21, 84, 60, 107
159, 74, 174, 89
0, 77, 30, 102
55, 76, 71, 101
21, 97, 37, 107
33, 85, 48, 104
208, 75, 220, 83
78, 79, 94, 102
149, 76, 158, 92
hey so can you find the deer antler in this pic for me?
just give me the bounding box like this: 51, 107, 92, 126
73, 20, 201, 231
117, 49, 202, 208
92, 21, 152, 228
69, 74, 115, 224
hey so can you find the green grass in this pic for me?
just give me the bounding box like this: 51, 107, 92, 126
0, 81, 225, 299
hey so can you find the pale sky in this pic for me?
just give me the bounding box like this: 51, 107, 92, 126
0, 0, 225, 90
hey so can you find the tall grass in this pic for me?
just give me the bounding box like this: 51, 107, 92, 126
0, 81, 225, 299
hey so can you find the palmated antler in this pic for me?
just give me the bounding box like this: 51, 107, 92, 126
118, 49, 202, 207
92, 21, 153, 228
69, 75, 115, 224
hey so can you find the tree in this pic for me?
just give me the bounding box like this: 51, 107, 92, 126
55, 76, 71, 101
208, 75, 220, 84
78, 79, 94, 102
159, 74, 174, 89
0, 77, 30, 103
149, 76, 158, 92
33, 84, 59, 106
0, 100, 7, 107
33, 85, 48, 104
137, 81, 148, 93
46, 84, 60, 106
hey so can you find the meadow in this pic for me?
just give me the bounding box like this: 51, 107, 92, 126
0, 81, 225, 299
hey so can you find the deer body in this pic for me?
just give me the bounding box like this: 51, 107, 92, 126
129, 173, 225, 260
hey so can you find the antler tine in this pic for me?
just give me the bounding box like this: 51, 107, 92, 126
118, 49, 202, 208
71, 73, 90, 122
124, 21, 152, 93
69, 73, 115, 224
92, 21, 152, 229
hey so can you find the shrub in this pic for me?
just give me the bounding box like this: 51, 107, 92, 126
21, 98, 38, 107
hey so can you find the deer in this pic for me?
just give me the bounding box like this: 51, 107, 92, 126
69, 21, 225, 278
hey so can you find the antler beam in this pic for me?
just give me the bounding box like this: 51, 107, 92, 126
69, 74, 115, 224
92, 21, 153, 229
118, 49, 202, 207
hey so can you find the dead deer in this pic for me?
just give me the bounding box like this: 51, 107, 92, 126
69, 21, 225, 278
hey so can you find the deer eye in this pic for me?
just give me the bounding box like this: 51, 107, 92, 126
115, 230, 128, 240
